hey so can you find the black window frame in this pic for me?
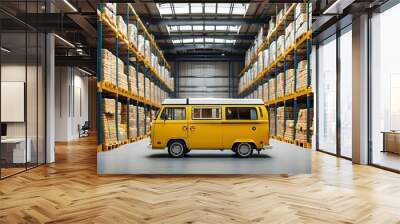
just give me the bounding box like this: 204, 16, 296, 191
225, 107, 258, 120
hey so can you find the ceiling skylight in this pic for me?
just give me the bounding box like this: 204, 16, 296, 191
204, 3, 216, 14
174, 3, 190, 14
216, 25, 228, 31
157, 3, 249, 16
167, 25, 241, 33
232, 4, 248, 15
193, 25, 203, 31
171, 38, 236, 45
217, 4, 231, 14
157, 3, 172, 15
191, 3, 203, 13
205, 26, 215, 31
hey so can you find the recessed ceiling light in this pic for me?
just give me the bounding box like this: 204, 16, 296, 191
54, 34, 75, 48
1, 47, 11, 53
63, 0, 78, 12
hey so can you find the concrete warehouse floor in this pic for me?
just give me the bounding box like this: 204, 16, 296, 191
97, 139, 311, 175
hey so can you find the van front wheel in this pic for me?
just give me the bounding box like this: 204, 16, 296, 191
168, 141, 186, 158
236, 143, 253, 158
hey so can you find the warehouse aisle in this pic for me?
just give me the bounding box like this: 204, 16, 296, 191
97, 139, 311, 174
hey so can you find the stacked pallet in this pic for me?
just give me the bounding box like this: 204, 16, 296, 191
146, 110, 151, 134
104, 3, 116, 25
277, 35, 285, 56
270, 41, 276, 62
116, 15, 127, 36
269, 107, 276, 136
285, 69, 295, 95
145, 77, 151, 100
151, 82, 155, 103
295, 3, 312, 39
285, 22, 295, 50
296, 108, 314, 142
269, 78, 276, 100
128, 105, 137, 138
102, 98, 117, 144
101, 49, 117, 85
117, 58, 127, 90
277, 73, 284, 98
117, 103, 127, 142
263, 82, 269, 101
138, 34, 144, 56
284, 120, 295, 140
138, 107, 145, 136
126, 65, 137, 94
128, 24, 137, 47
277, 106, 294, 138
257, 85, 262, 99
297, 60, 310, 90
138, 72, 144, 97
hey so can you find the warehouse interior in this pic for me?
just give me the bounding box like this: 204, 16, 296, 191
1, 0, 400, 222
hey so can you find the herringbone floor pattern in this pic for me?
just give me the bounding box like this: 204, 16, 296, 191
1, 135, 400, 224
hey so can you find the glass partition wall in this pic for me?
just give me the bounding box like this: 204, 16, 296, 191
0, 1, 46, 179
370, 3, 400, 171
316, 25, 353, 159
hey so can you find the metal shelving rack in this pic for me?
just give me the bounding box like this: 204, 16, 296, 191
97, 3, 173, 152
239, 2, 313, 148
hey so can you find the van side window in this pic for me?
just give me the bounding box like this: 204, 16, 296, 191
192, 107, 221, 120
160, 108, 185, 120
225, 107, 257, 120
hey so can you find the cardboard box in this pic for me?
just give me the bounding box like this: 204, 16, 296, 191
128, 24, 137, 46
116, 16, 127, 35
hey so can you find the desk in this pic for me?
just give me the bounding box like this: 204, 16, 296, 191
1, 138, 31, 163
382, 131, 400, 154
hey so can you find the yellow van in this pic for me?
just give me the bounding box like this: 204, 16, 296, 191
149, 98, 270, 158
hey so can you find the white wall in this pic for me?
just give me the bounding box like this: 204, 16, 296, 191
55, 67, 89, 141
176, 61, 240, 98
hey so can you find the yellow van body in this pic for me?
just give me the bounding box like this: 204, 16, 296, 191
150, 98, 269, 156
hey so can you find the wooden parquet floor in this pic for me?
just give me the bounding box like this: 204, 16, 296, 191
1, 135, 400, 224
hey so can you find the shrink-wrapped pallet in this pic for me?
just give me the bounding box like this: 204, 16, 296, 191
138, 107, 145, 136
277, 73, 284, 98
277, 35, 285, 55
128, 105, 137, 138
277, 106, 294, 138
104, 3, 116, 25
116, 16, 127, 35
126, 66, 137, 94
138, 72, 144, 97
138, 34, 144, 55
269, 107, 276, 136
128, 24, 137, 46
284, 120, 295, 140
269, 78, 276, 100
263, 49, 269, 69
297, 60, 311, 90
102, 49, 116, 85
263, 82, 269, 101
103, 98, 115, 115
103, 114, 117, 144
285, 69, 295, 95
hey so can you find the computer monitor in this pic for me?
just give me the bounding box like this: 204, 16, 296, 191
1, 123, 7, 137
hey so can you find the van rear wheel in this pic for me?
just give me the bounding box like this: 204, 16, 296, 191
168, 140, 186, 158
236, 143, 253, 158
